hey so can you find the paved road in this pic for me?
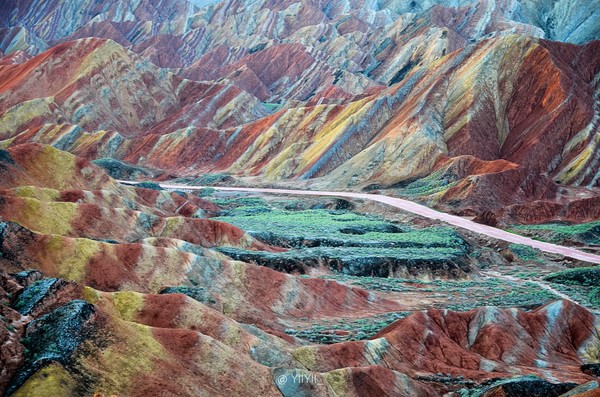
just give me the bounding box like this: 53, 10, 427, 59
123, 181, 600, 264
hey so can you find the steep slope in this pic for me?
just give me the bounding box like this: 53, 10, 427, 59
0, 0, 599, 225
2, 33, 599, 223
182, 42, 382, 103
2, 0, 598, 107
1, 146, 600, 396
0, 0, 200, 55
0, 37, 267, 138
0, 270, 439, 397
515, 0, 600, 43
2, 271, 599, 396
293, 299, 600, 385
217, 35, 600, 223
3, 0, 598, 59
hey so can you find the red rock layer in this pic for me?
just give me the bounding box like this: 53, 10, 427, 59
0, 38, 266, 138
182, 43, 379, 102
301, 300, 598, 384
0, 3, 599, 225
1, 144, 599, 396
0, 144, 400, 333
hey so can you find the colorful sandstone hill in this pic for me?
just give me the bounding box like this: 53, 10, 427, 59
0, 0, 598, 223
1, 0, 600, 395
0, 144, 599, 396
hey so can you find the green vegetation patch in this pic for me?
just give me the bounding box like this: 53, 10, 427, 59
213, 197, 470, 277
511, 220, 600, 245
196, 187, 215, 197
210, 197, 267, 209
544, 266, 600, 308
219, 245, 468, 277
589, 287, 600, 306
542, 283, 600, 309
92, 158, 161, 180
285, 311, 411, 344
136, 181, 164, 191
322, 274, 560, 311
509, 244, 542, 262
216, 205, 467, 250
395, 168, 460, 197
544, 266, 600, 286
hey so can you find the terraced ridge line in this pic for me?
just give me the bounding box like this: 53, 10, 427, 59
120, 181, 600, 264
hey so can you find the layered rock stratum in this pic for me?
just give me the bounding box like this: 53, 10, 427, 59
1, 0, 600, 395
0, 144, 599, 396
0, 0, 599, 223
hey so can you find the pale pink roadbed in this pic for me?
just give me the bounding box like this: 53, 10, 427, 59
131, 182, 600, 265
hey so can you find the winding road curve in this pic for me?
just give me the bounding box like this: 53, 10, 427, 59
122, 181, 600, 264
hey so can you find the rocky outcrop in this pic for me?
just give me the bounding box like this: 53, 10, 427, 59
293, 300, 600, 385
1, 1, 599, 223
1, 145, 599, 396
0, 38, 267, 138
479, 378, 578, 397
4, 268, 599, 396
581, 364, 600, 377
0, 271, 26, 394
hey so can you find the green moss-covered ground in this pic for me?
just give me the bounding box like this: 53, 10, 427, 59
544, 267, 600, 307
321, 274, 559, 311
544, 266, 600, 286
212, 197, 470, 276
284, 273, 562, 344
285, 311, 411, 343
510, 221, 600, 245
394, 168, 460, 197
508, 243, 543, 262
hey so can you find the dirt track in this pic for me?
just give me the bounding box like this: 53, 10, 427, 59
134, 182, 600, 265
